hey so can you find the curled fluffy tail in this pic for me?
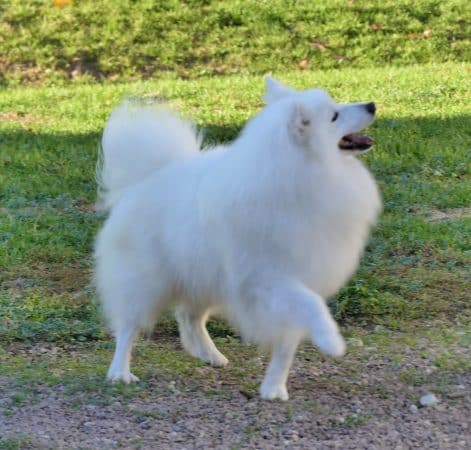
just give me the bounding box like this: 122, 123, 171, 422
97, 101, 201, 209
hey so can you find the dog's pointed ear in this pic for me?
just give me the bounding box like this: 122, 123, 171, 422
263, 76, 295, 104
291, 103, 311, 142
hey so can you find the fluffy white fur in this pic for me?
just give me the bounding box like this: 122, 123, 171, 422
94, 77, 381, 400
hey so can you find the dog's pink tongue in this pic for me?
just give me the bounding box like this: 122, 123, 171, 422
344, 134, 373, 145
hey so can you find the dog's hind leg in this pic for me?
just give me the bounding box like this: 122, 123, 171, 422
176, 305, 228, 367
104, 283, 171, 383
106, 286, 168, 383
97, 254, 171, 383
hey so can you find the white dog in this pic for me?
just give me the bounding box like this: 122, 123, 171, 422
94, 77, 381, 400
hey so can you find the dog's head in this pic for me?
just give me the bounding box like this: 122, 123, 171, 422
264, 77, 376, 156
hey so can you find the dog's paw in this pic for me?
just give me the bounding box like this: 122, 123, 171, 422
191, 348, 229, 368
107, 370, 139, 384
260, 382, 289, 401
207, 352, 229, 368
312, 327, 346, 358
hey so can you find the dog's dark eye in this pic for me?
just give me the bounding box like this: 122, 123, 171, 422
331, 112, 339, 122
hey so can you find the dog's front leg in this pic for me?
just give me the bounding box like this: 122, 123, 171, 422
107, 326, 139, 383
260, 339, 298, 401
250, 279, 346, 400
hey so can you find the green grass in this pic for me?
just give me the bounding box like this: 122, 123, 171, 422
0, 0, 470, 345
1, 62, 470, 342
0, 435, 40, 450
0, 0, 469, 86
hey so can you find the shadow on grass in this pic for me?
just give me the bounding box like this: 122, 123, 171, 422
1, 112, 469, 161
3, 112, 469, 204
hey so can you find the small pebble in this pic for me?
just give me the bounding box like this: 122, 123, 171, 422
419, 393, 438, 407
409, 404, 418, 413
288, 430, 299, 441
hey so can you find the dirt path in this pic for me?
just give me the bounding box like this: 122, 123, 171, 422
1, 327, 470, 449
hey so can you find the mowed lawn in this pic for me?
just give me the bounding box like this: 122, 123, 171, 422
0, 62, 469, 346
1, 0, 469, 85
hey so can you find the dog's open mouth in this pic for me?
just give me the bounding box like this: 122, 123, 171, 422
339, 133, 374, 152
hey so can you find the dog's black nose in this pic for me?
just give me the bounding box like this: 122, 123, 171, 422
365, 102, 376, 115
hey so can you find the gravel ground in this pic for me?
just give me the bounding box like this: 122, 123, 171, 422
1, 336, 470, 450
